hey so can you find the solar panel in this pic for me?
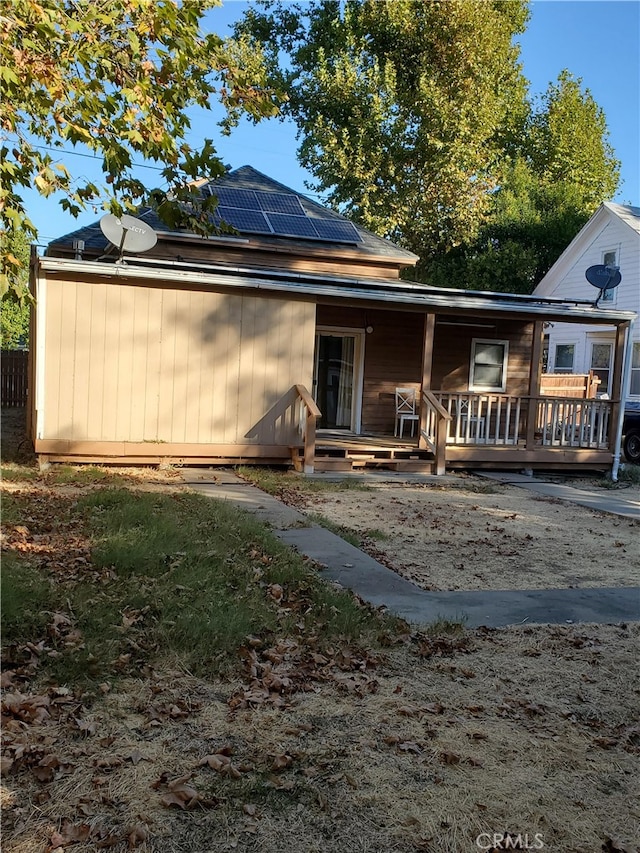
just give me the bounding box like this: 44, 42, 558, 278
255, 191, 305, 216
210, 186, 259, 210
312, 219, 362, 243
215, 206, 272, 234
204, 184, 363, 244
266, 213, 319, 239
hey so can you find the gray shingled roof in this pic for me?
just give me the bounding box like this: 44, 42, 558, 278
604, 201, 640, 236
48, 165, 418, 264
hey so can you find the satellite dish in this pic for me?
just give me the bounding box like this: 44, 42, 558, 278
585, 264, 622, 291
585, 264, 622, 306
99, 214, 157, 261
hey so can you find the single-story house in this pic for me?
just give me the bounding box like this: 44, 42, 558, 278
29, 167, 637, 474
533, 202, 639, 401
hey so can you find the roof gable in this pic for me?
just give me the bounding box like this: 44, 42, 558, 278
603, 201, 640, 236
533, 202, 640, 297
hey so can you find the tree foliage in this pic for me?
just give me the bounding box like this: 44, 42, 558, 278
239, 2, 620, 292
425, 72, 620, 292
0, 293, 30, 349
0, 0, 280, 297
0, 230, 30, 348
239, 0, 530, 257
425, 160, 592, 293
528, 70, 620, 208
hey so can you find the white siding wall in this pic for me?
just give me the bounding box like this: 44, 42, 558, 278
543, 215, 640, 399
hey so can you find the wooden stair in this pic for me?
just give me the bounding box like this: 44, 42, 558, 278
291, 439, 435, 474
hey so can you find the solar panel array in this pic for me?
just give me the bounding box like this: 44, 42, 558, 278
206, 186, 362, 244
214, 207, 272, 234
256, 191, 305, 216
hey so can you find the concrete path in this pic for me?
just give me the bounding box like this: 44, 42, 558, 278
181, 469, 640, 629
477, 471, 640, 520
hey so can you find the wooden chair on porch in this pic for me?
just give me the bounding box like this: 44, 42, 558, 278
394, 387, 419, 438
458, 398, 486, 441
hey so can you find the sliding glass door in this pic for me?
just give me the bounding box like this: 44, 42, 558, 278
313, 330, 363, 431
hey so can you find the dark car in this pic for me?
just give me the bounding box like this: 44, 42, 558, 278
623, 401, 640, 464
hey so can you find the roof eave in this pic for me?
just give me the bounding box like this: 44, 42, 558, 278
37, 256, 636, 326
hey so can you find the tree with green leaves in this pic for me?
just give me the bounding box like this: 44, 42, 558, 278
0, 230, 30, 347
425, 72, 620, 292
425, 163, 591, 293
238, 0, 530, 257
528, 70, 619, 208
0, 0, 280, 298
1, 294, 29, 349
239, 2, 620, 292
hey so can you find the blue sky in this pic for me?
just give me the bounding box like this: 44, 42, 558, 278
26, 0, 640, 246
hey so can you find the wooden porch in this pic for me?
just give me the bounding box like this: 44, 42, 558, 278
291, 386, 618, 474
304, 431, 436, 473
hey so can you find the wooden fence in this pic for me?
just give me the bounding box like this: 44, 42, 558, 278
1, 350, 28, 406
540, 372, 600, 398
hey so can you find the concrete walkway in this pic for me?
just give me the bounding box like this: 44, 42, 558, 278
477, 471, 640, 520
181, 470, 640, 629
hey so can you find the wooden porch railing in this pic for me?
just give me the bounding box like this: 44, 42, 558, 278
435, 393, 614, 450
419, 390, 451, 475
437, 393, 523, 445
294, 384, 322, 473
534, 396, 612, 448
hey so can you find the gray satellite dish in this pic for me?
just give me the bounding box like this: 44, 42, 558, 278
585, 264, 622, 306
99, 214, 157, 261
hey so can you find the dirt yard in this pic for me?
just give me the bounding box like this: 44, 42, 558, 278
2, 409, 639, 853
289, 476, 640, 591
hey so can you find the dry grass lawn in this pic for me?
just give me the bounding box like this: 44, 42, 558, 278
3, 623, 639, 853
1, 409, 639, 853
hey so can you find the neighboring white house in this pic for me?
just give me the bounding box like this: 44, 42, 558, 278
533, 202, 640, 401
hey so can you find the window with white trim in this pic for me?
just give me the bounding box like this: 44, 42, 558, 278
554, 343, 575, 373
630, 342, 640, 397
470, 339, 508, 392
601, 249, 618, 302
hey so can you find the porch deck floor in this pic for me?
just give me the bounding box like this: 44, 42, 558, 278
311, 429, 612, 473
316, 430, 420, 452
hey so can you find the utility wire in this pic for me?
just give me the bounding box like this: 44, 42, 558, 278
6, 140, 167, 172
8, 138, 329, 200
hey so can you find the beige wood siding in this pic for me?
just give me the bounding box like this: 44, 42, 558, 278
40, 274, 315, 446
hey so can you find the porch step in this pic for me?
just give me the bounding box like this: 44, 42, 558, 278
313, 458, 358, 473
312, 457, 435, 474
290, 443, 436, 474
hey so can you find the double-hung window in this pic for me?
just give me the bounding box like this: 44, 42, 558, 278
601, 249, 618, 303
470, 339, 508, 392
630, 342, 640, 397
553, 343, 575, 373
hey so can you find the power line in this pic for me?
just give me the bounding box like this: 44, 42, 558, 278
9, 137, 331, 200
4, 138, 167, 172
